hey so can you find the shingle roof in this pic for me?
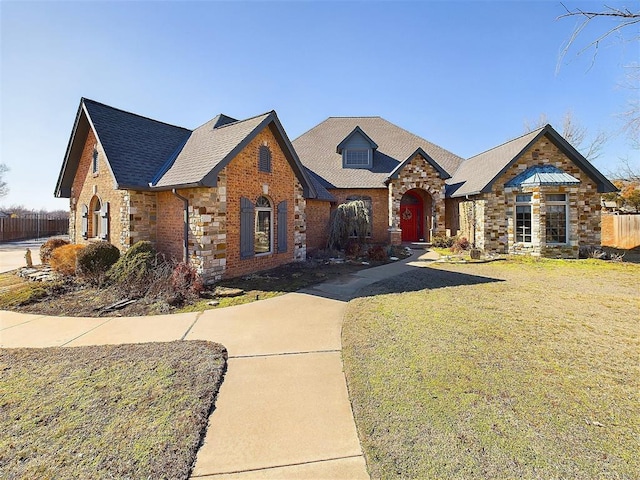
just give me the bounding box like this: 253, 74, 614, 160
83, 99, 191, 189
292, 117, 464, 189
448, 124, 618, 197
447, 127, 543, 198
153, 113, 271, 188
505, 164, 581, 187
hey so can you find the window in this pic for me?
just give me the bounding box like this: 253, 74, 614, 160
254, 196, 272, 254
344, 149, 370, 167
546, 194, 567, 244
259, 145, 272, 173
92, 148, 99, 174
93, 197, 102, 238
515, 194, 532, 243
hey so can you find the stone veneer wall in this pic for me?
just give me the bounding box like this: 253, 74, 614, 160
389, 153, 447, 240
461, 135, 601, 258
458, 199, 486, 249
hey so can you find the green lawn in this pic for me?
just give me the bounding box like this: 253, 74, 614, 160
0, 341, 226, 480
343, 258, 639, 479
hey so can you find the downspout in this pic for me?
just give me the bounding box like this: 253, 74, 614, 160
172, 189, 189, 263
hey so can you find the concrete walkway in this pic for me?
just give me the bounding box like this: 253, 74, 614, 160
0, 250, 437, 479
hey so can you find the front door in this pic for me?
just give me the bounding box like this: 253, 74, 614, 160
400, 204, 421, 241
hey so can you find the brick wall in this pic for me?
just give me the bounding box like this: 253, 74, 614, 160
224, 125, 304, 279
156, 191, 186, 262
305, 199, 332, 251
69, 128, 126, 249
328, 188, 388, 243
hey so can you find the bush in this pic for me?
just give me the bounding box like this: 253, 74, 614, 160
432, 235, 455, 249
40, 238, 70, 264
451, 237, 470, 253
344, 240, 362, 258
367, 245, 388, 261
50, 244, 85, 276
327, 200, 371, 250
170, 262, 204, 301
107, 241, 157, 293
76, 241, 120, 286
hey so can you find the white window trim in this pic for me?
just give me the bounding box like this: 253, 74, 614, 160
546, 194, 569, 245
515, 194, 532, 244
254, 197, 273, 256
92, 198, 102, 238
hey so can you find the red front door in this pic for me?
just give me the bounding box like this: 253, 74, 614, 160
400, 204, 420, 242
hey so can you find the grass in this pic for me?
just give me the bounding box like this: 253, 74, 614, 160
0, 341, 227, 480
343, 257, 639, 479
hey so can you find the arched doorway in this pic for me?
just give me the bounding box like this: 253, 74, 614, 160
400, 189, 434, 242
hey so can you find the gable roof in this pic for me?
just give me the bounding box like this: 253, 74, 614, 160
56, 98, 191, 197
56, 99, 319, 200
292, 117, 464, 189
388, 147, 451, 181
447, 124, 618, 197
336, 126, 378, 153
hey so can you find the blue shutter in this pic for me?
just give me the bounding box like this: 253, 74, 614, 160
259, 146, 271, 172
100, 202, 109, 240
81, 205, 88, 239
277, 200, 287, 253
240, 197, 254, 259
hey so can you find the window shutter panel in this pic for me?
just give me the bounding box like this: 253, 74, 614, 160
81, 205, 88, 239
277, 200, 287, 253
100, 202, 109, 240
240, 197, 254, 259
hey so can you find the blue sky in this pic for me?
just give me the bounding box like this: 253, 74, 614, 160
1, 0, 637, 210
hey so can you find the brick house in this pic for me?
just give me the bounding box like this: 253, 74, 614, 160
56, 99, 617, 280
293, 118, 617, 258
55, 98, 332, 283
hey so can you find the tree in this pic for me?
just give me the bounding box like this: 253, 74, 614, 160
0, 163, 8, 198
524, 110, 607, 161
557, 4, 640, 146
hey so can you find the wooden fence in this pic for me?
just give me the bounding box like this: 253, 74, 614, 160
601, 214, 640, 250
0, 215, 69, 242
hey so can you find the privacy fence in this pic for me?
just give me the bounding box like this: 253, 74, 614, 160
601, 213, 640, 250
0, 215, 69, 242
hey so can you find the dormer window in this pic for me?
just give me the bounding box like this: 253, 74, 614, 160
337, 126, 377, 169
344, 149, 371, 167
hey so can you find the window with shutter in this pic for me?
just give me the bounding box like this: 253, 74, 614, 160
240, 197, 255, 259
277, 201, 287, 253
255, 196, 272, 254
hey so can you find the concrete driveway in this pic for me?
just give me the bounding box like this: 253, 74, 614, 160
0, 250, 437, 479
0, 237, 64, 273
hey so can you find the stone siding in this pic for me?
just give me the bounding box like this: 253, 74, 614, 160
389, 153, 447, 240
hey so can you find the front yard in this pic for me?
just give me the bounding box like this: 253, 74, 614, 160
343, 258, 639, 479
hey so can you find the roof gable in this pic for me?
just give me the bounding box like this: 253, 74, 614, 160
388, 147, 451, 181
336, 126, 378, 154
448, 124, 617, 197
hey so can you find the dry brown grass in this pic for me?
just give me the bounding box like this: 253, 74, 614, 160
0, 341, 226, 480
343, 258, 639, 479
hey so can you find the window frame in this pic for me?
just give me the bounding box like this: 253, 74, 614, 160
344, 149, 371, 168
254, 196, 273, 255
92, 197, 102, 238
515, 194, 532, 244
545, 194, 568, 244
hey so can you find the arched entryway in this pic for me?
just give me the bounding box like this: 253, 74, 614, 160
400, 189, 434, 242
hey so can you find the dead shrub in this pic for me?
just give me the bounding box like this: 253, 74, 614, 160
170, 262, 204, 302
50, 244, 85, 276
40, 238, 70, 264
367, 245, 388, 261
451, 237, 470, 253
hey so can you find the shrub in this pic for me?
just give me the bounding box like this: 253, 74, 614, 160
367, 245, 388, 261
107, 241, 157, 293
432, 235, 454, 249
40, 238, 70, 264
344, 240, 362, 258
50, 244, 85, 276
76, 241, 120, 287
170, 262, 204, 301
327, 200, 371, 250
451, 236, 470, 253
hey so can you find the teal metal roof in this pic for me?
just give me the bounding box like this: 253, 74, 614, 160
505, 165, 581, 188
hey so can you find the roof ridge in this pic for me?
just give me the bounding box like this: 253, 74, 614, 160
215, 110, 274, 130
467, 126, 545, 160
326, 116, 382, 119
81, 97, 190, 131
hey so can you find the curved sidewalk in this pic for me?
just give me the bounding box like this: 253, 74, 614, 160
0, 250, 437, 479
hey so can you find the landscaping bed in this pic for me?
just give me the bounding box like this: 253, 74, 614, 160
0, 341, 227, 480
343, 257, 640, 479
